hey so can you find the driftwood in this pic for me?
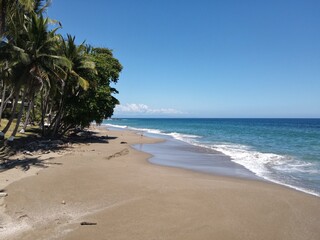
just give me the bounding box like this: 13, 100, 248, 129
0, 192, 8, 197
80, 222, 97, 226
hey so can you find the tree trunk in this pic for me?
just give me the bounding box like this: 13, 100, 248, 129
0, 0, 7, 36
40, 90, 45, 136
0, 89, 19, 137
61, 124, 72, 136
0, 2, 10, 130
0, 81, 7, 126
21, 98, 33, 132
51, 91, 65, 137
0, 83, 13, 125
40, 89, 50, 137
52, 107, 63, 138
9, 88, 27, 140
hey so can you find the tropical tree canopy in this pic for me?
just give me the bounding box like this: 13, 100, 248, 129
0, 0, 122, 140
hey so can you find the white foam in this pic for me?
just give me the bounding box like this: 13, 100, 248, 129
211, 143, 282, 175
130, 127, 163, 135
103, 123, 128, 129
168, 132, 200, 142
103, 123, 160, 134
103, 124, 200, 142
103, 122, 320, 197
208, 143, 320, 197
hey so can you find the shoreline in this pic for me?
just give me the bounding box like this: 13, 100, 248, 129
107, 123, 320, 197
134, 136, 261, 179
1, 127, 320, 240
137, 134, 320, 197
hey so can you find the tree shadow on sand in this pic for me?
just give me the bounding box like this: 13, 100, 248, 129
0, 130, 118, 172
0, 157, 62, 173
67, 130, 117, 144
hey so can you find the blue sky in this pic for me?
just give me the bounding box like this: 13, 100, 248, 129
48, 0, 320, 118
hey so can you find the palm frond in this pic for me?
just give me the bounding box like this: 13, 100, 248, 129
71, 70, 89, 90
18, 0, 34, 12
19, 51, 31, 64
38, 54, 72, 69
79, 60, 96, 72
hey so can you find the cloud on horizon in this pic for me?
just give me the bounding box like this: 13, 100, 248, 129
114, 103, 183, 116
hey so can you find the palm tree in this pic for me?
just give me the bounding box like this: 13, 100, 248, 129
1, 1, 121, 142
1, 10, 71, 141
0, 0, 50, 138
0, 0, 8, 36
50, 35, 96, 137
0, 0, 48, 36
0, 60, 14, 127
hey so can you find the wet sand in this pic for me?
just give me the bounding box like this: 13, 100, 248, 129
135, 136, 260, 179
1, 128, 320, 240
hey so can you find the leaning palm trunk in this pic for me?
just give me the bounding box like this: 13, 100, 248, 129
0, 89, 19, 138
0, 81, 7, 126
0, 0, 8, 35
51, 86, 65, 137
40, 89, 50, 137
40, 90, 45, 136
9, 87, 27, 140
51, 100, 64, 137
21, 98, 33, 132
0, 82, 13, 126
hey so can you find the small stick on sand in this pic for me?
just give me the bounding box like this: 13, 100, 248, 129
80, 222, 97, 226
0, 192, 8, 197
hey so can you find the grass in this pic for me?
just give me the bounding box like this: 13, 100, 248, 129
0, 118, 40, 140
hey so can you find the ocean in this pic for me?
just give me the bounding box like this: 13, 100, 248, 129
103, 118, 320, 197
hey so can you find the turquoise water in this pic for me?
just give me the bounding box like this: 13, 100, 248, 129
103, 118, 320, 196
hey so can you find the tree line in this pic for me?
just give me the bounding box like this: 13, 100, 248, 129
0, 0, 122, 141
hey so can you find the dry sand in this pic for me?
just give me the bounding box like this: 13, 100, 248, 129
0, 128, 319, 240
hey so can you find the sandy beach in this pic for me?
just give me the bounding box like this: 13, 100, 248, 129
1, 127, 320, 240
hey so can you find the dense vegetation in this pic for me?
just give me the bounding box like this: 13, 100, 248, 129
0, 0, 122, 141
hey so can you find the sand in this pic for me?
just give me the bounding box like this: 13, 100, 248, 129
0, 127, 319, 240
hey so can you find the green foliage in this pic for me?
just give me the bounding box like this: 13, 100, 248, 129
0, 0, 122, 140
90, 48, 122, 85
60, 47, 122, 130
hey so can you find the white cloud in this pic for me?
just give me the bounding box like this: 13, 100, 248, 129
114, 103, 183, 115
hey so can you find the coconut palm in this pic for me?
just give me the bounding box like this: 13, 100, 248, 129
0, 58, 14, 126
0, 0, 122, 143
1, 11, 71, 140
0, 0, 48, 36
49, 35, 96, 137
0, 0, 53, 138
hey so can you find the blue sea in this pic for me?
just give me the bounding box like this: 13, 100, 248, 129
103, 118, 320, 197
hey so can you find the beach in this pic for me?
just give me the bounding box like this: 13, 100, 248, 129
1, 127, 320, 240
